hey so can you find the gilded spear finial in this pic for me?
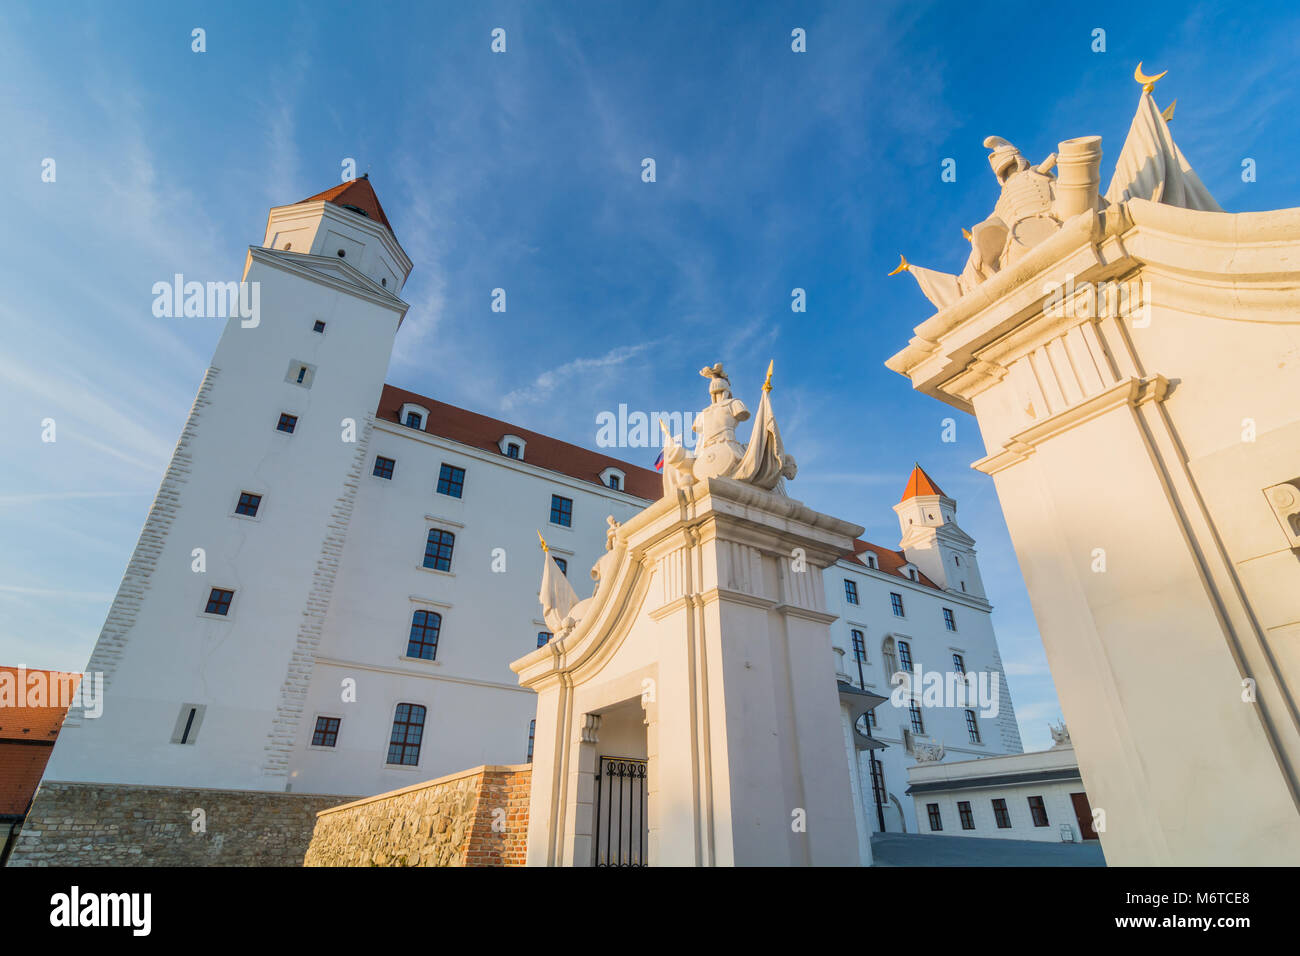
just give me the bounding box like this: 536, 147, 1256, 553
763, 359, 774, 393
1134, 61, 1167, 94
537, 530, 549, 553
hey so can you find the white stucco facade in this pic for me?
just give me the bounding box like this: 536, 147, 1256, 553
906, 742, 1094, 844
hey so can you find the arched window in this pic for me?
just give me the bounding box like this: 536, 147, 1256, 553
406, 610, 441, 660
423, 529, 455, 571
387, 703, 426, 766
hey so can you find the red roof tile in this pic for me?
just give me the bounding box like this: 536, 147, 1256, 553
377, 385, 664, 501
0, 668, 80, 742
842, 540, 941, 590
298, 175, 394, 233
0, 667, 79, 816
0, 742, 56, 815
900, 463, 945, 502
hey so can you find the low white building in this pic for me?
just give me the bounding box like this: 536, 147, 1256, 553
827, 465, 1024, 834
906, 729, 1097, 844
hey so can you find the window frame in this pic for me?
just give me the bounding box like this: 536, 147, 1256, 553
897, 640, 914, 673
549, 494, 573, 528
958, 801, 975, 830
373, 455, 396, 480
276, 412, 298, 434
406, 609, 442, 661
844, 579, 859, 605
311, 715, 342, 748
943, 607, 956, 631
234, 491, 263, 518
422, 528, 456, 573
386, 702, 427, 767
850, 628, 866, 663
436, 463, 466, 499
889, 592, 905, 617
1028, 795, 1050, 827
965, 708, 981, 744
908, 700, 925, 734
203, 587, 235, 617
992, 798, 1012, 829
926, 803, 943, 832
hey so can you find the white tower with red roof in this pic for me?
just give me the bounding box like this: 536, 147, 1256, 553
893, 464, 986, 600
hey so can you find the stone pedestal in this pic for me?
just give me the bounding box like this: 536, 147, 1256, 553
512, 477, 867, 866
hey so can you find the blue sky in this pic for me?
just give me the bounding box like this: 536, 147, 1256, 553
2, 0, 1297, 752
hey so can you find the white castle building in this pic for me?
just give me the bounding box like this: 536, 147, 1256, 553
827, 464, 1023, 835
15, 178, 1026, 864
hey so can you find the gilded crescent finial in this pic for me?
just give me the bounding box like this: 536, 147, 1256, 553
886, 254, 910, 277
1134, 61, 1167, 94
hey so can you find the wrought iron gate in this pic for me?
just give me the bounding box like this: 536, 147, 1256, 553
593, 756, 648, 866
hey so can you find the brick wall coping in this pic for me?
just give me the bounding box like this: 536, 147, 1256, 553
315, 763, 532, 818
37, 779, 354, 800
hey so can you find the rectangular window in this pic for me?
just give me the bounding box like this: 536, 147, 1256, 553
526, 719, 536, 763
537, 631, 552, 648
898, 640, 913, 672
204, 588, 234, 616
436, 463, 465, 498
170, 704, 206, 745
1028, 795, 1049, 827
423, 529, 455, 572
958, 801, 975, 830
844, 579, 859, 605
235, 492, 262, 517
890, 592, 905, 617
608, 474, 620, 490
296, 366, 307, 384
943, 607, 956, 631
865, 707, 878, 730
406, 610, 442, 660
952, 652, 965, 674
312, 716, 341, 748
386, 703, 426, 766
506, 442, 521, 459
850, 629, 866, 662
992, 798, 1011, 828
868, 756, 885, 806
965, 709, 981, 744
908, 700, 925, 734
550, 494, 573, 527
553, 557, 567, 575
404, 411, 423, 429
927, 803, 943, 832
373, 456, 395, 479
313, 320, 326, 333
276, 413, 298, 434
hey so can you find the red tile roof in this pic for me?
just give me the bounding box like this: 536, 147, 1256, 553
842, 539, 941, 590
0, 668, 80, 742
0, 668, 80, 816
900, 463, 946, 502
377, 385, 664, 501
0, 743, 56, 815
298, 175, 394, 232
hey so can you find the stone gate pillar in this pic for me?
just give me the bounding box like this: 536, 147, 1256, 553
513, 476, 866, 866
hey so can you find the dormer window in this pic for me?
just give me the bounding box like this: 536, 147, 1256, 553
399, 403, 429, 432
599, 467, 625, 491
863, 553, 877, 570
499, 435, 527, 460
341, 204, 369, 219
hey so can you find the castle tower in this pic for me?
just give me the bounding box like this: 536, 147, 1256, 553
40, 178, 412, 796
892, 464, 986, 600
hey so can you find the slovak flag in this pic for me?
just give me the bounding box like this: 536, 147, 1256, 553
654, 449, 664, 472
